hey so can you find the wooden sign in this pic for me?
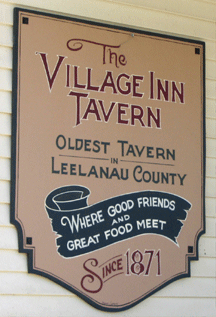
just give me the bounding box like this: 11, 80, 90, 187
11, 8, 205, 311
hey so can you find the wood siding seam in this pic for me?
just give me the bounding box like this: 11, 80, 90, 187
99, 0, 216, 23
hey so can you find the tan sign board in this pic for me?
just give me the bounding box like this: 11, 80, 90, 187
11, 8, 205, 312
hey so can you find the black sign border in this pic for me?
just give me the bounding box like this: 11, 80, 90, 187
11, 7, 206, 312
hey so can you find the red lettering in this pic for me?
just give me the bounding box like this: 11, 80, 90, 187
118, 103, 129, 125
81, 258, 103, 293
98, 100, 116, 122
87, 68, 99, 91
147, 107, 161, 128
131, 105, 145, 126
82, 99, 102, 121
36, 52, 66, 91
116, 73, 131, 95
172, 81, 185, 103
100, 71, 117, 94
68, 91, 88, 126
132, 75, 144, 97
74, 66, 86, 89
157, 79, 169, 101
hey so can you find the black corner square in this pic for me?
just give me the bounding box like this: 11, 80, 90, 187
26, 237, 32, 245
22, 17, 29, 25
188, 246, 193, 253
195, 48, 200, 55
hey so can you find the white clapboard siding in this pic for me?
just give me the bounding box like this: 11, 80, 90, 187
0, 46, 12, 70
0, 272, 214, 298
0, 157, 10, 180
3, 0, 215, 22
190, 256, 216, 277
0, 272, 72, 295
206, 118, 216, 138
0, 250, 27, 272
206, 99, 216, 119
0, 226, 18, 250
206, 79, 215, 99
206, 59, 216, 79
206, 197, 216, 217
0, 0, 215, 39
0, 24, 13, 47
0, 68, 12, 91
0, 2, 13, 25
206, 158, 216, 178
0, 135, 11, 158
156, 277, 215, 298
0, 0, 215, 316
0, 91, 11, 114
0, 203, 10, 225
1, 0, 213, 23
199, 236, 215, 258
0, 113, 11, 136
205, 216, 216, 237
0, 296, 215, 317
206, 177, 216, 197
205, 39, 216, 61
206, 138, 216, 158
114, 0, 216, 22
0, 180, 10, 203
